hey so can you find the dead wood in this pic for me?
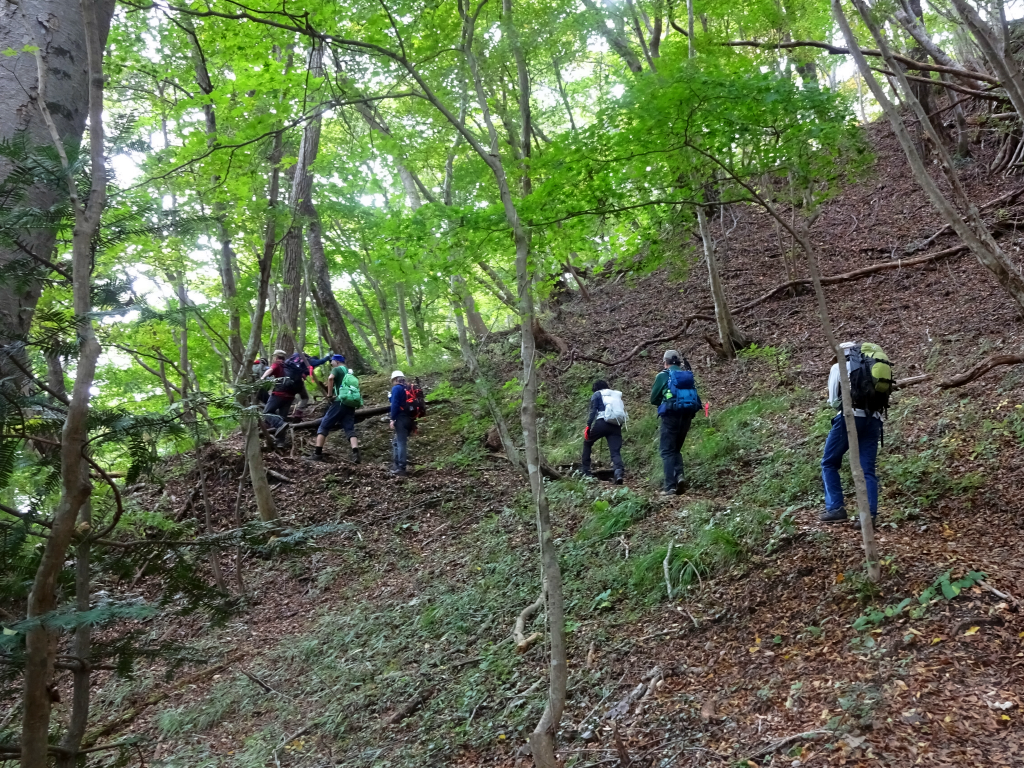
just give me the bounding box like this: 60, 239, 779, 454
742, 729, 830, 761
721, 40, 1000, 84
604, 682, 648, 721
937, 353, 1024, 388
81, 652, 244, 748
266, 469, 293, 484
290, 399, 452, 431
567, 243, 965, 367
384, 687, 434, 725
532, 319, 570, 356
513, 589, 546, 652
612, 722, 631, 766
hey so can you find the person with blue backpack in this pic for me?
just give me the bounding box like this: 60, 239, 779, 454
310, 354, 362, 463
581, 379, 627, 484
650, 349, 702, 496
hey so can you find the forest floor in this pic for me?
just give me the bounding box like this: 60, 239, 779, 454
45, 122, 1024, 767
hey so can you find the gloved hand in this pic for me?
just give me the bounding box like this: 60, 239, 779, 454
584, 426, 592, 442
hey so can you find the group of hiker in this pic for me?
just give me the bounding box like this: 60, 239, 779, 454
251, 338, 892, 519
253, 349, 425, 475
581, 343, 892, 525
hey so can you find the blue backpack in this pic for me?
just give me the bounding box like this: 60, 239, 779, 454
662, 369, 701, 415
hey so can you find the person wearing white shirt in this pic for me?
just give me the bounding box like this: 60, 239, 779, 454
819, 342, 884, 526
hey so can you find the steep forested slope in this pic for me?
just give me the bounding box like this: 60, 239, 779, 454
22, 122, 1022, 768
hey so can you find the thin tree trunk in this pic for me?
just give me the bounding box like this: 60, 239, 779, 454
698, 205, 746, 357
196, 444, 226, 590
795, 216, 880, 582
494, 1, 566, 761
580, 0, 645, 73
686, 0, 695, 58
337, 302, 383, 364
233, 125, 287, 524
552, 57, 577, 131
277, 226, 304, 354
455, 275, 489, 337
396, 282, 415, 365
181, 15, 243, 371
54, 497, 90, 768
452, 292, 524, 472
352, 276, 390, 363
836, 0, 1024, 311
21, 1, 108, 761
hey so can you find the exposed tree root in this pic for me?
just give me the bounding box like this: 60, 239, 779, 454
513, 589, 546, 653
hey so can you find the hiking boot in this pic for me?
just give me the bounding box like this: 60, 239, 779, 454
851, 516, 877, 531
819, 509, 848, 523
659, 488, 677, 497
614, 476, 624, 486
675, 478, 688, 495
391, 468, 408, 477
308, 452, 325, 462
352, 448, 361, 465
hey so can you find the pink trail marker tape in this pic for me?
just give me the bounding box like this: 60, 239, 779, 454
704, 403, 710, 418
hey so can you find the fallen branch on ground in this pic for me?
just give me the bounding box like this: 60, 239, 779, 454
266, 469, 292, 483
290, 399, 452, 431
567, 243, 966, 367
742, 729, 830, 761
384, 688, 434, 725
937, 353, 1024, 388
513, 589, 545, 652
663, 541, 675, 600
82, 652, 243, 747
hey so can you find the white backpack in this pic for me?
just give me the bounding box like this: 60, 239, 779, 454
598, 389, 628, 426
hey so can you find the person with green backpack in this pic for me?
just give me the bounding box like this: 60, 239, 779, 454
310, 354, 363, 463
819, 342, 892, 528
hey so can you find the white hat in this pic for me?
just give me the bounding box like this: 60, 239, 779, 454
839, 341, 856, 349
391, 370, 406, 380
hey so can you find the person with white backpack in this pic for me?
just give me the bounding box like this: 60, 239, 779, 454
581, 379, 627, 484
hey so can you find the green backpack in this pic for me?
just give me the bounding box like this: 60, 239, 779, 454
847, 342, 893, 414
335, 369, 363, 408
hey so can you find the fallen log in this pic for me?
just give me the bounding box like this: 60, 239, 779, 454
290, 399, 452, 431
82, 651, 244, 747
938, 353, 1024, 388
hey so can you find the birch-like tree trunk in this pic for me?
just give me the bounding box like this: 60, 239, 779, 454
0, 0, 115, 369
395, 282, 415, 365
697, 205, 747, 357
21, 1, 108, 761
452, 290, 524, 471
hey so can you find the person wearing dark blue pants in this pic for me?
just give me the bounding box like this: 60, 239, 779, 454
820, 413, 882, 523
659, 411, 693, 493
819, 341, 884, 526
389, 370, 416, 476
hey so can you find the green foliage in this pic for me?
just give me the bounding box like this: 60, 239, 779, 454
578, 489, 650, 540
852, 570, 986, 631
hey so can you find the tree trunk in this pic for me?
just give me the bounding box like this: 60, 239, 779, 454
452, 291, 524, 472
0, 0, 115, 372
794, 216, 880, 582
580, 0, 645, 73
697, 206, 747, 357
352, 276, 391, 364
54, 498, 90, 768
836, 0, 1024, 311
455, 275, 489, 337
21, 1, 108, 761
307, 215, 370, 371
396, 281, 415, 365
232, 125, 287, 524
276, 225, 304, 354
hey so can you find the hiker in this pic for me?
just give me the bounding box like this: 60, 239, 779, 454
819, 342, 891, 528
252, 357, 270, 404
650, 349, 702, 496
261, 412, 289, 448
260, 350, 311, 419
310, 355, 362, 463
388, 370, 426, 476
581, 379, 627, 484
260, 350, 296, 418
